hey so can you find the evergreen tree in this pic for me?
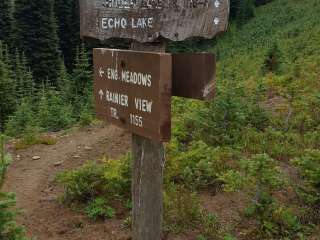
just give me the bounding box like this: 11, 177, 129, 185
54, 0, 81, 71
57, 58, 72, 101
54, 0, 73, 70
0, 50, 16, 132
72, 44, 92, 98
14, 0, 61, 85
71, 44, 93, 118
237, 0, 255, 26
230, 0, 240, 20
262, 43, 282, 74
69, 0, 81, 61
37, 86, 73, 131
5, 97, 35, 137
0, 0, 13, 43
14, 50, 35, 99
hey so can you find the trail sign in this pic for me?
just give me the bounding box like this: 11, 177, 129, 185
172, 53, 216, 100
93, 48, 172, 142
80, 0, 230, 42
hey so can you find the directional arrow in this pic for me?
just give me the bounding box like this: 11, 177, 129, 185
215, 0, 220, 8
214, 17, 220, 25
99, 89, 104, 100
99, 67, 105, 77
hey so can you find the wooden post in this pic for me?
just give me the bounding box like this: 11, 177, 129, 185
131, 41, 166, 240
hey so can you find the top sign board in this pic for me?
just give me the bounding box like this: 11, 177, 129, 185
80, 0, 230, 42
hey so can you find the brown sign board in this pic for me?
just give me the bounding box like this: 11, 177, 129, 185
80, 0, 230, 43
93, 48, 172, 142
172, 53, 216, 100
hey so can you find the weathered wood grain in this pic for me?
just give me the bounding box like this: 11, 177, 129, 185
80, 0, 230, 42
131, 41, 166, 240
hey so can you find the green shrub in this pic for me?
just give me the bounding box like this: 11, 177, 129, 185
292, 149, 320, 205
57, 154, 131, 218
0, 192, 27, 240
85, 197, 115, 220
5, 98, 35, 137
56, 161, 106, 203
37, 90, 74, 131
199, 213, 221, 239
79, 104, 94, 127
219, 154, 284, 193
166, 140, 234, 190
0, 135, 10, 187
14, 128, 57, 150
164, 185, 202, 233
0, 136, 28, 240
219, 154, 305, 238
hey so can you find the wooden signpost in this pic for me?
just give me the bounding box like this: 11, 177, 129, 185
80, 0, 230, 42
93, 48, 172, 142
82, 1, 230, 239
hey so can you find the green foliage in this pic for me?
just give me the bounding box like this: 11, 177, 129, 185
0, 42, 16, 131
54, 0, 81, 70
245, 193, 303, 239
57, 161, 106, 203
13, 51, 34, 99
262, 43, 282, 74
236, 0, 256, 27
166, 140, 234, 189
199, 213, 221, 240
164, 185, 202, 233
0, 136, 27, 240
192, 83, 269, 146
71, 43, 92, 98
79, 104, 94, 127
85, 198, 115, 221
0, 192, 27, 240
37, 90, 74, 131
5, 98, 35, 137
57, 154, 131, 210
0, 0, 13, 43
14, 131, 57, 150
219, 154, 305, 238
0, 135, 10, 187
292, 150, 320, 205
14, 0, 60, 84
220, 154, 284, 193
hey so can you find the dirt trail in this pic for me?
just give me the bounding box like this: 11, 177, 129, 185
2, 125, 131, 240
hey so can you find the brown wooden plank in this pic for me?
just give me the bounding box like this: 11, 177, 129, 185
172, 53, 216, 100
93, 48, 172, 142
131, 41, 166, 240
80, 0, 230, 43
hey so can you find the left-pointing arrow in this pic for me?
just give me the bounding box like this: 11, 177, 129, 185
99, 67, 105, 77
99, 89, 104, 100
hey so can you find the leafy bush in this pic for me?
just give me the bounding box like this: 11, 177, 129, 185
192, 83, 269, 146
219, 154, 285, 193
37, 90, 74, 131
0, 135, 10, 186
166, 140, 234, 190
0, 136, 28, 240
0, 192, 27, 240
5, 98, 35, 137
79, 104, 94, 127
244, 193, 303, 239
57, 155, 131, 217
292, 150, 320, 206
85, 197, 115, 220
164, 185, 202, 233
14, 129, 57, 150
219, 154, 305, 238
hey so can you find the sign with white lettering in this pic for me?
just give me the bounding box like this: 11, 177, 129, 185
93, 48, 172, 141
80, 0, 230, 42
